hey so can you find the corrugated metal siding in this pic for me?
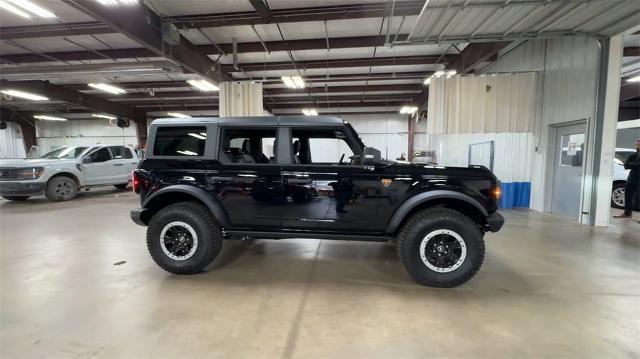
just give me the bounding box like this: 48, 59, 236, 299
35, 120, 138, 153
0, 122, 26, 159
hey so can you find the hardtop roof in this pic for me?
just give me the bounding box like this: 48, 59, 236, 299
150, 116, 345, 127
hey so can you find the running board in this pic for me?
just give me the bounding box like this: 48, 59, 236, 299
225, 230, 392, 242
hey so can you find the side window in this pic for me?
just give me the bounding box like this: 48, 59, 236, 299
89, 147, 112, 163
153, 126, 206, 157
124, 148, 133, 159
291, 129, 355, 165
218, 128, 277, 164
109, 146, 124, 159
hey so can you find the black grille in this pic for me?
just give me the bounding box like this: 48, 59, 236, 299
0, 168, 23, 181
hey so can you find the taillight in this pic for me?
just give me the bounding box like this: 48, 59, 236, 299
132, 170, 140, 193
491, 183, 501, 201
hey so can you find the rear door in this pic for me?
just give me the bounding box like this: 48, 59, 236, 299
108, 146, 130, 182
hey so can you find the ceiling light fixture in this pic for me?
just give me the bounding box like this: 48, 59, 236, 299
628, 75, 640, 83
446, 70, 457, 78
0, 0, 31, 18
399, 106, 418, 115
92, 114, 117, 120
88, 83, 126, 95
423, 78, 431, 85
302, 108, 318, 116
187, 79, 219, 92
1, 89, 49, 101
282, 75, 305, 89
166, 112, 191, 118
8, 0, 55, 18
34, 115, 67, 121
433, 70, 445, 78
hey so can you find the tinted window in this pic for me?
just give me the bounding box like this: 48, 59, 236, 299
110, 146, 125, 159
153, 127, 206, 157
89, 148, 112, 163
218, 128, 276, 164
41, 146, 87, 159
124, 148, 133, 159
291, 129, 355, 164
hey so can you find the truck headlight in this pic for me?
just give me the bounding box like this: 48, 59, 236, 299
18, 167, 44, 179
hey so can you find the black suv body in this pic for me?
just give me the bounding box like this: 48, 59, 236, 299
131, 116, 504, 287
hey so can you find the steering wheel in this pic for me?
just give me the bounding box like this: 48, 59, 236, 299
338, 153, 345, 165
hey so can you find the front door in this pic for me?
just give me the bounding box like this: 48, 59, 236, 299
279, 128, 380, 232
551, 123, 587, 220
82, 147, 115, 185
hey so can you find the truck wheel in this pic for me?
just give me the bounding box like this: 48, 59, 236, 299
146, 201, 223, 275
46, 176, 77, 202
611, 182, 625, 209
397, 208, 485, 288
114, 183, 128, 190
2, 196, 30, 201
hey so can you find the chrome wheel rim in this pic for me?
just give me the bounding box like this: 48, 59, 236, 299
612, 187, 625, 207
160, 221, 198, 261
419, 229, 467, 273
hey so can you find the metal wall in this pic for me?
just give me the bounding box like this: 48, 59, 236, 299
0, 122, 27, 159
35, 119, 138, 154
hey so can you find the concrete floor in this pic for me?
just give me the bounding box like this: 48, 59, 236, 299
1, 188, 639, 359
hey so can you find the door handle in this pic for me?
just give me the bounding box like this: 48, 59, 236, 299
113, 164, 124, 167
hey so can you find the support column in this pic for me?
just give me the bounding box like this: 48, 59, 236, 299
219, 82, 265, 117
590, 35, 623, 226
133, 110, 148, 148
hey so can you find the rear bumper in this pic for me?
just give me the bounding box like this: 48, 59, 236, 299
486, 212, 505, 232
0, 181, 46, 197
130, 208, 148, 226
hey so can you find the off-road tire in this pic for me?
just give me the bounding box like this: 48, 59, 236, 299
2, 196, 30, 201
114, 183, 129, 190
147, 201, 223, 275
397, 208, 485, 288
611, 182, 625, 209
46, 176, 78, 202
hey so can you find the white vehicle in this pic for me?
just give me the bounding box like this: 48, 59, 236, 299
611, 148, 635, 209
0, 145, 139, 202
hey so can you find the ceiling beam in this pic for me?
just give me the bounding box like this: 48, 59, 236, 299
449, 42, 511, 74
264, 84, 422, 95
0, 80, 139, 119
624, 47, 640, 57
0, 22, 112, 40
271, 101, 405, 109
61, 0, 230, 84
224, 55, 453, 72
620, 82, 640, 102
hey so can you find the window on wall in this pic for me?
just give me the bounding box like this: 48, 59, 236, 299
560, 133, 585, 167
291, 129, 355, 165
153, 127, 207, 157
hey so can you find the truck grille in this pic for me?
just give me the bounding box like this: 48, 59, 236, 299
0, 168, 23, 181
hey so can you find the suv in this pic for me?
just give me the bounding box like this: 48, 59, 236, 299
612, 148, 636, 209
131, 117, 504, 287
0, 145, 139, 202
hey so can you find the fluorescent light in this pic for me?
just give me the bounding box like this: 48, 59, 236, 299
1, 89, 48, 101
118, 0, 138, 4
628, 75, 640, 83
188, 133, 206, 140
446, 70, 457, 78
399, 106, 418, 114
8, 0, 55, 18
97, 0, 137, 5
282, 75, 305, 89
0, 0, 31, 18
92, 114, 117, 120
433, 70, 445, 78
166, 112, 191, 118
423, 78, 431, 85
200, 132, 207, 137
34, 115, 67, 121
177, 150, 198, 156
88, 83, 126, 95
187, 79, 219, 92
302, 108, 318, 116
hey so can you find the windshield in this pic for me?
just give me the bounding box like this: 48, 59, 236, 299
41, 146, 88, 159
615, 151, 634, 164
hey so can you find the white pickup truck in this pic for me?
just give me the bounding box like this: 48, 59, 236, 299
0, 145, 139, 202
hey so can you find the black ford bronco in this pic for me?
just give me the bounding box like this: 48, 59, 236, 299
131, 116, 504, 287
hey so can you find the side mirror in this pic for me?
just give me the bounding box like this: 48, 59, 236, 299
362, 147, 382, 165
82, 157, 91, 164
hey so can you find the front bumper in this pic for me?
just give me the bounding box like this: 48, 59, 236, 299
486, 212, 505, 232
130, 208, 148, 226
0, 181, 46, 197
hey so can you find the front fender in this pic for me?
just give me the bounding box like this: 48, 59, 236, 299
385, 190, 489, 233
142, 184, 230, 227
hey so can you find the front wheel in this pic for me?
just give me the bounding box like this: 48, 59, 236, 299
46, 176, 77, 202
611, 182, 625, 209
397, 208, 485, 288
147, 201, 223, 274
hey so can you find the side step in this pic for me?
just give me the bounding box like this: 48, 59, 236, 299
225, 230, 392, 242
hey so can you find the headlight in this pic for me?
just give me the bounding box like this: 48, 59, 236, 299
18, 167, 44, 180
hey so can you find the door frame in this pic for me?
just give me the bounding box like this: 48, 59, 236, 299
544, 119, 591, 221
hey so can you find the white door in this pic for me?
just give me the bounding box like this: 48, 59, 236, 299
82, 147, 115, 185
109, 146, 133, 183
551, 123, 586, 220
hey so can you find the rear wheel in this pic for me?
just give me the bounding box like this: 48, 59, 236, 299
147, 201, 223, 274
2, 196, 29, 201
397, 208, 485, 287
611, 182, 625, 209
46, 176, 77, 202
114, 183, 128, 190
